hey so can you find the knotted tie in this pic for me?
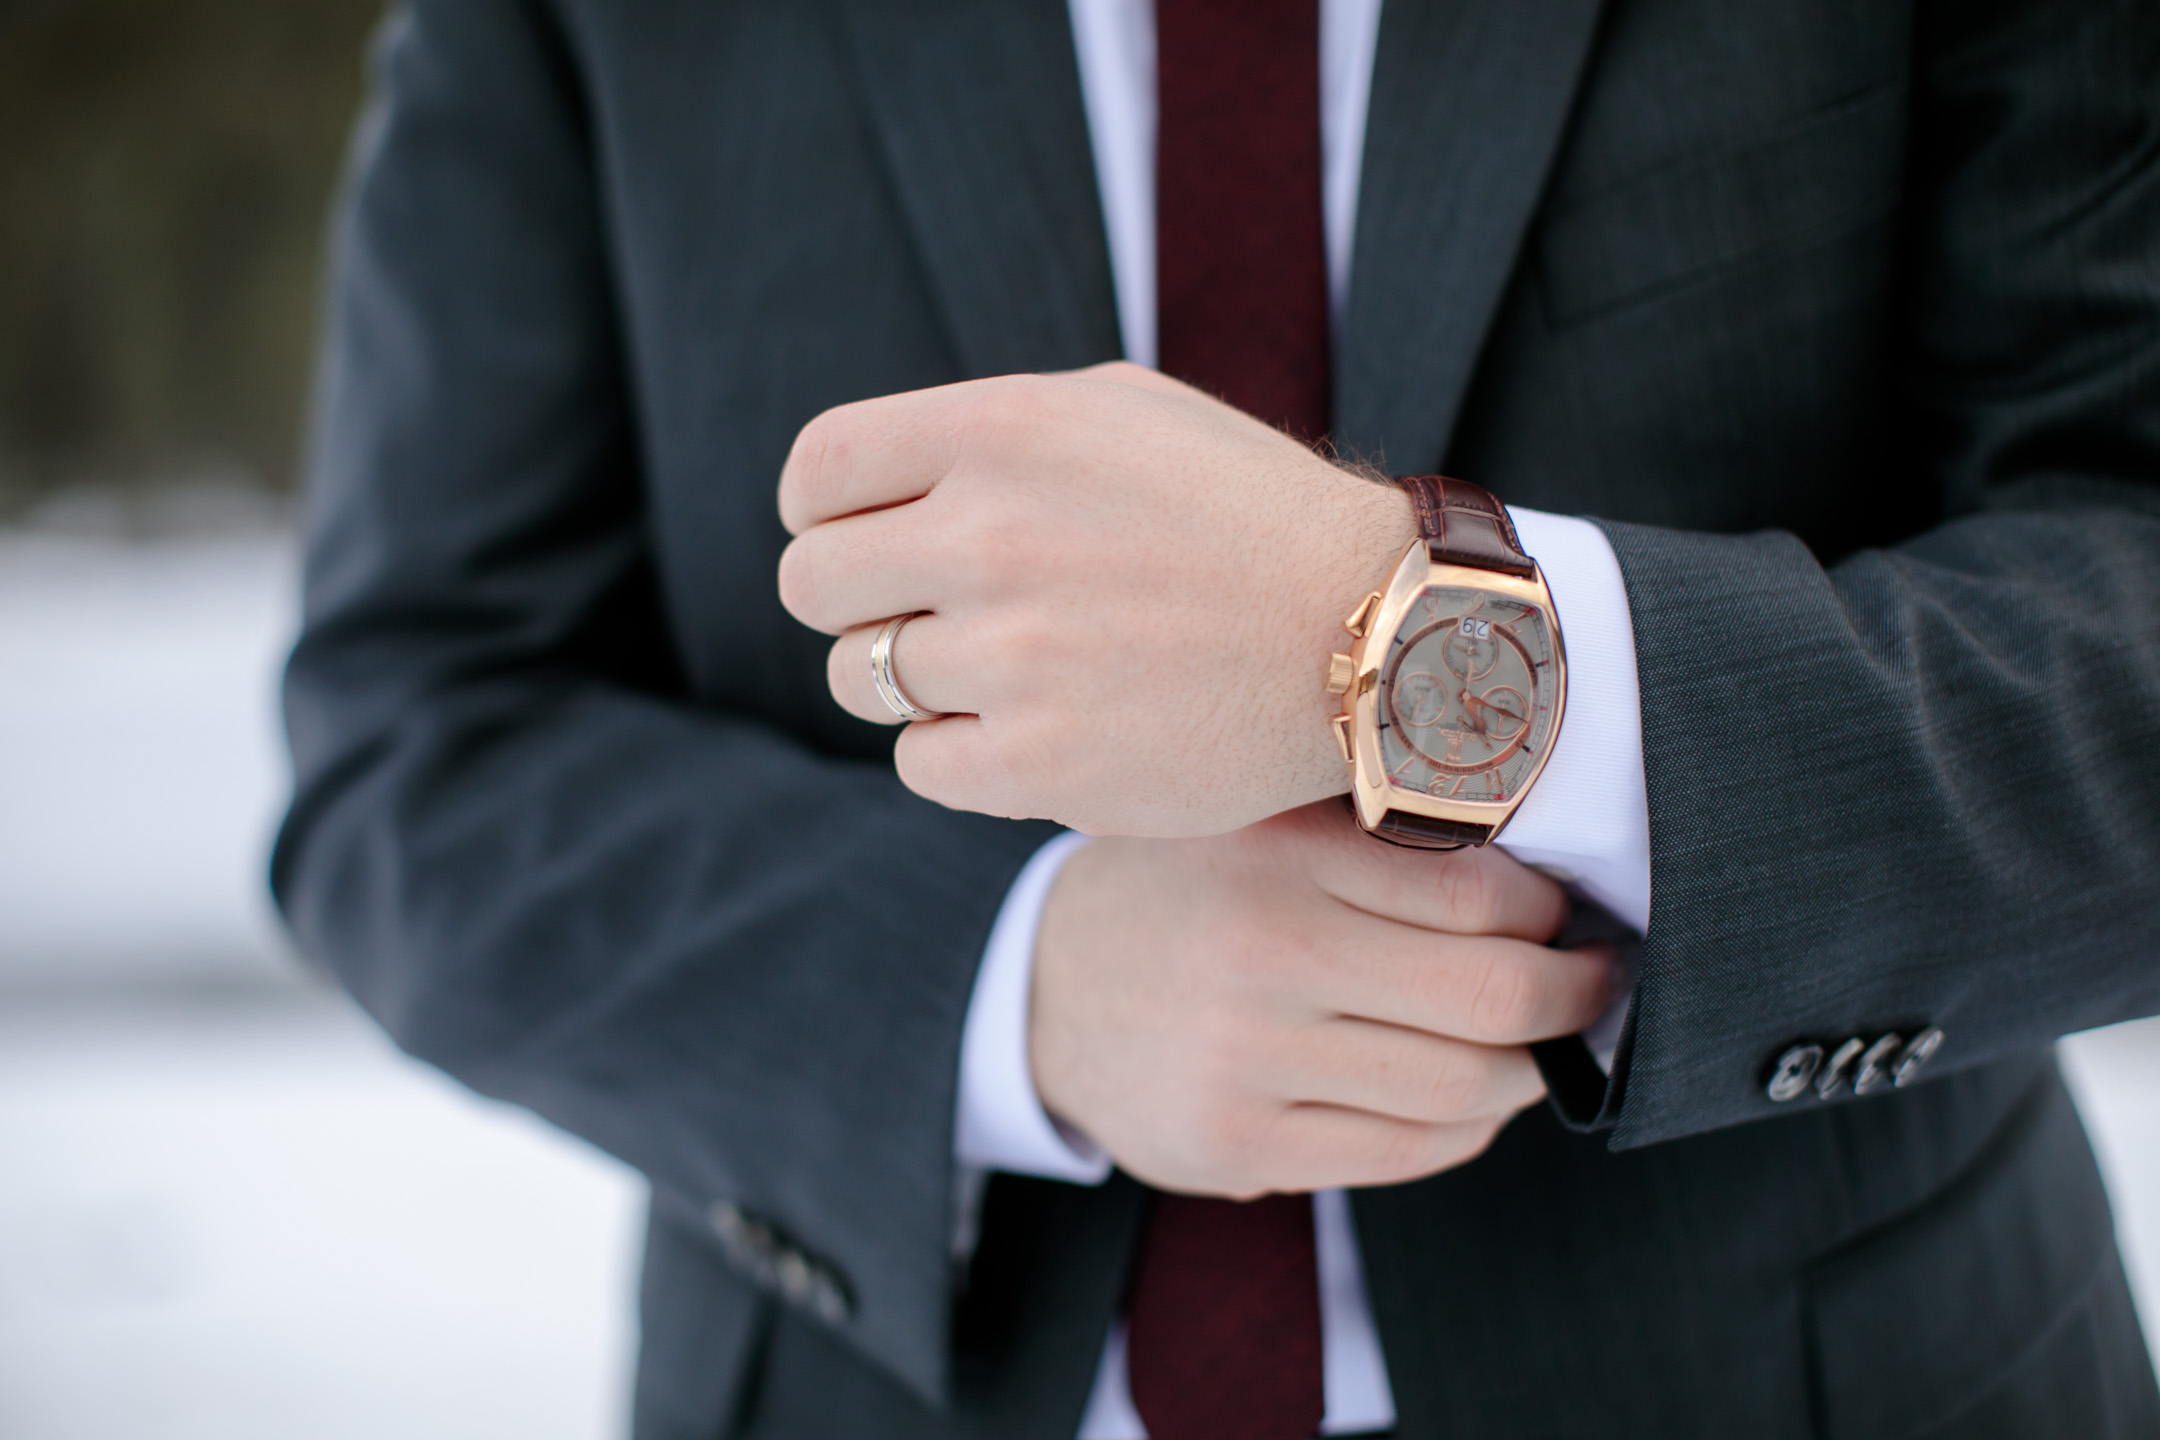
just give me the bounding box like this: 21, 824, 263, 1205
1125, 3, 1330, 1438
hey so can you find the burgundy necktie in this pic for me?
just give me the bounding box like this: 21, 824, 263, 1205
1126, 4, 1329, 1439
1153, 0, 1331, 443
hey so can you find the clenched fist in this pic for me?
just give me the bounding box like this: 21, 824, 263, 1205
777, 363, 1413, 838
1029, 802, 1618, 1198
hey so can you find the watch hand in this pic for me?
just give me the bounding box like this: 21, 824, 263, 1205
1465, 688, 1525, 717
1457, 689, 1491, 737
1461, 690, 1527, 743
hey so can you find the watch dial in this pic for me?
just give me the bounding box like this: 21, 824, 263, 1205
1378, 587, 1558, 805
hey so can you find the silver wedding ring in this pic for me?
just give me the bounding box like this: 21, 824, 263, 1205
870, 612, 946, 722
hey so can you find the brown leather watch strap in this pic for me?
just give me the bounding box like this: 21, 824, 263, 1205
1347, 797, 1494, 851
1394, 475, 1535, 579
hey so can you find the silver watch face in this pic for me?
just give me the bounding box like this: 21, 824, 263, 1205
1377, 586, 1559, 805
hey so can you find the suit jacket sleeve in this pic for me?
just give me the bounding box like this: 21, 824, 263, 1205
1599, 0, 2160, 1149
271, 0, 1053, 1403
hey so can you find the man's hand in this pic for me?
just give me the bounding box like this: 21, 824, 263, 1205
776, 363, 1413, 838
1029, 802, 1617, 1198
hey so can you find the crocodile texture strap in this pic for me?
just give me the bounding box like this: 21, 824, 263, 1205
1395, 475, 1535, 579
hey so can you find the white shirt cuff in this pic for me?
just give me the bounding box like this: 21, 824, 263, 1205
1495, 506, 1653, 938
955, 830, 1114, 1183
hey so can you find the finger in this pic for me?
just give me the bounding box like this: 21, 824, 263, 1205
826, 615, 973, 726
892, 713, 1039, 823
1324, 930, 1619, 1046
1276, 1019, 1546, 1125
780, 372, 1083, 535
1349, 843, 1570, 943
1264, 801, 1570, 943
1229, 1107, 1510, 1196
776, 384, 972, 536
777, 500, 952, 635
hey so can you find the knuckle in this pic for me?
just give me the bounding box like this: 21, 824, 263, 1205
785, 409, 849, 505
774, 539, 820, 624
1244, 928, 1320, 1000
1465, 950, 1540, 1039
1432, 851, 1500, 931
1189, 1100, 1267, 1178
962, 375, 1053, 442
975, 610, 1052, 691
1416, 1044, 1487, 1120
892, 728, 965, 807
1370, 1123, 1443, 1181
1175, 1026, 1276, 1167
969, 719, 1061, 819
955, 509, 1030, 591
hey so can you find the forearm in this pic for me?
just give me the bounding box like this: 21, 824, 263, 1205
1603, 500, 2160, 1148
1597, 0, 2160, 1148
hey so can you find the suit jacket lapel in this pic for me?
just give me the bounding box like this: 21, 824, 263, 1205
831, 0, 1123, 379
1336, 0, 1608, 473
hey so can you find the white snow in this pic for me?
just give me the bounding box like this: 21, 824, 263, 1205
0, 998, 643, 1440
0, 518, 642, 1439
0, 528, 297, 987
2064, 1018, 2160, 1361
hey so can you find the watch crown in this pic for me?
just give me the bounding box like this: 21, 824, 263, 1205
1324, 652, 1355, 695
1343, 592, 1383, 638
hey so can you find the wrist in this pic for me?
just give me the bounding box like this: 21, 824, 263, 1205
957, 831, 1111, 1181
1028, 836, 1133, 1141
1278, 468, 1416, 809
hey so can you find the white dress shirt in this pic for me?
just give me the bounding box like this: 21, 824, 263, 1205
955, 2, 1654, 1434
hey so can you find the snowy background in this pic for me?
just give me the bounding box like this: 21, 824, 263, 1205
0, 498, 2154, 1439
0, 499, 642, 1440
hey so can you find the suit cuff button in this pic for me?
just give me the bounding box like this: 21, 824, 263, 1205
709, 1200, 853, 1324
709, 1200, 778, 1278
1765, 1043, 1824, 1102
1814, 1037, 1866, 1100
1851, 1033, 1907, 1095
1891, 1027, 1945, 1087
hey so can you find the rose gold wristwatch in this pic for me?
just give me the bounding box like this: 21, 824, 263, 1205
1326, 476, 1567, 849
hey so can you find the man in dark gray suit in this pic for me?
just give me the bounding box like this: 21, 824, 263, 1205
275, 0, 2160, 1436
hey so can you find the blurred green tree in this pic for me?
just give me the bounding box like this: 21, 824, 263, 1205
0, 0, 385, 511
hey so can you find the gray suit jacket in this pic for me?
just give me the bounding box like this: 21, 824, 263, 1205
274, 0, 2160, 1435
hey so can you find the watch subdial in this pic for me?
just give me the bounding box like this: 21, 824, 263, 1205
1463, 685, 1528, 742
1441, 623, 1499, 682
1391, 671, 1451, 729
